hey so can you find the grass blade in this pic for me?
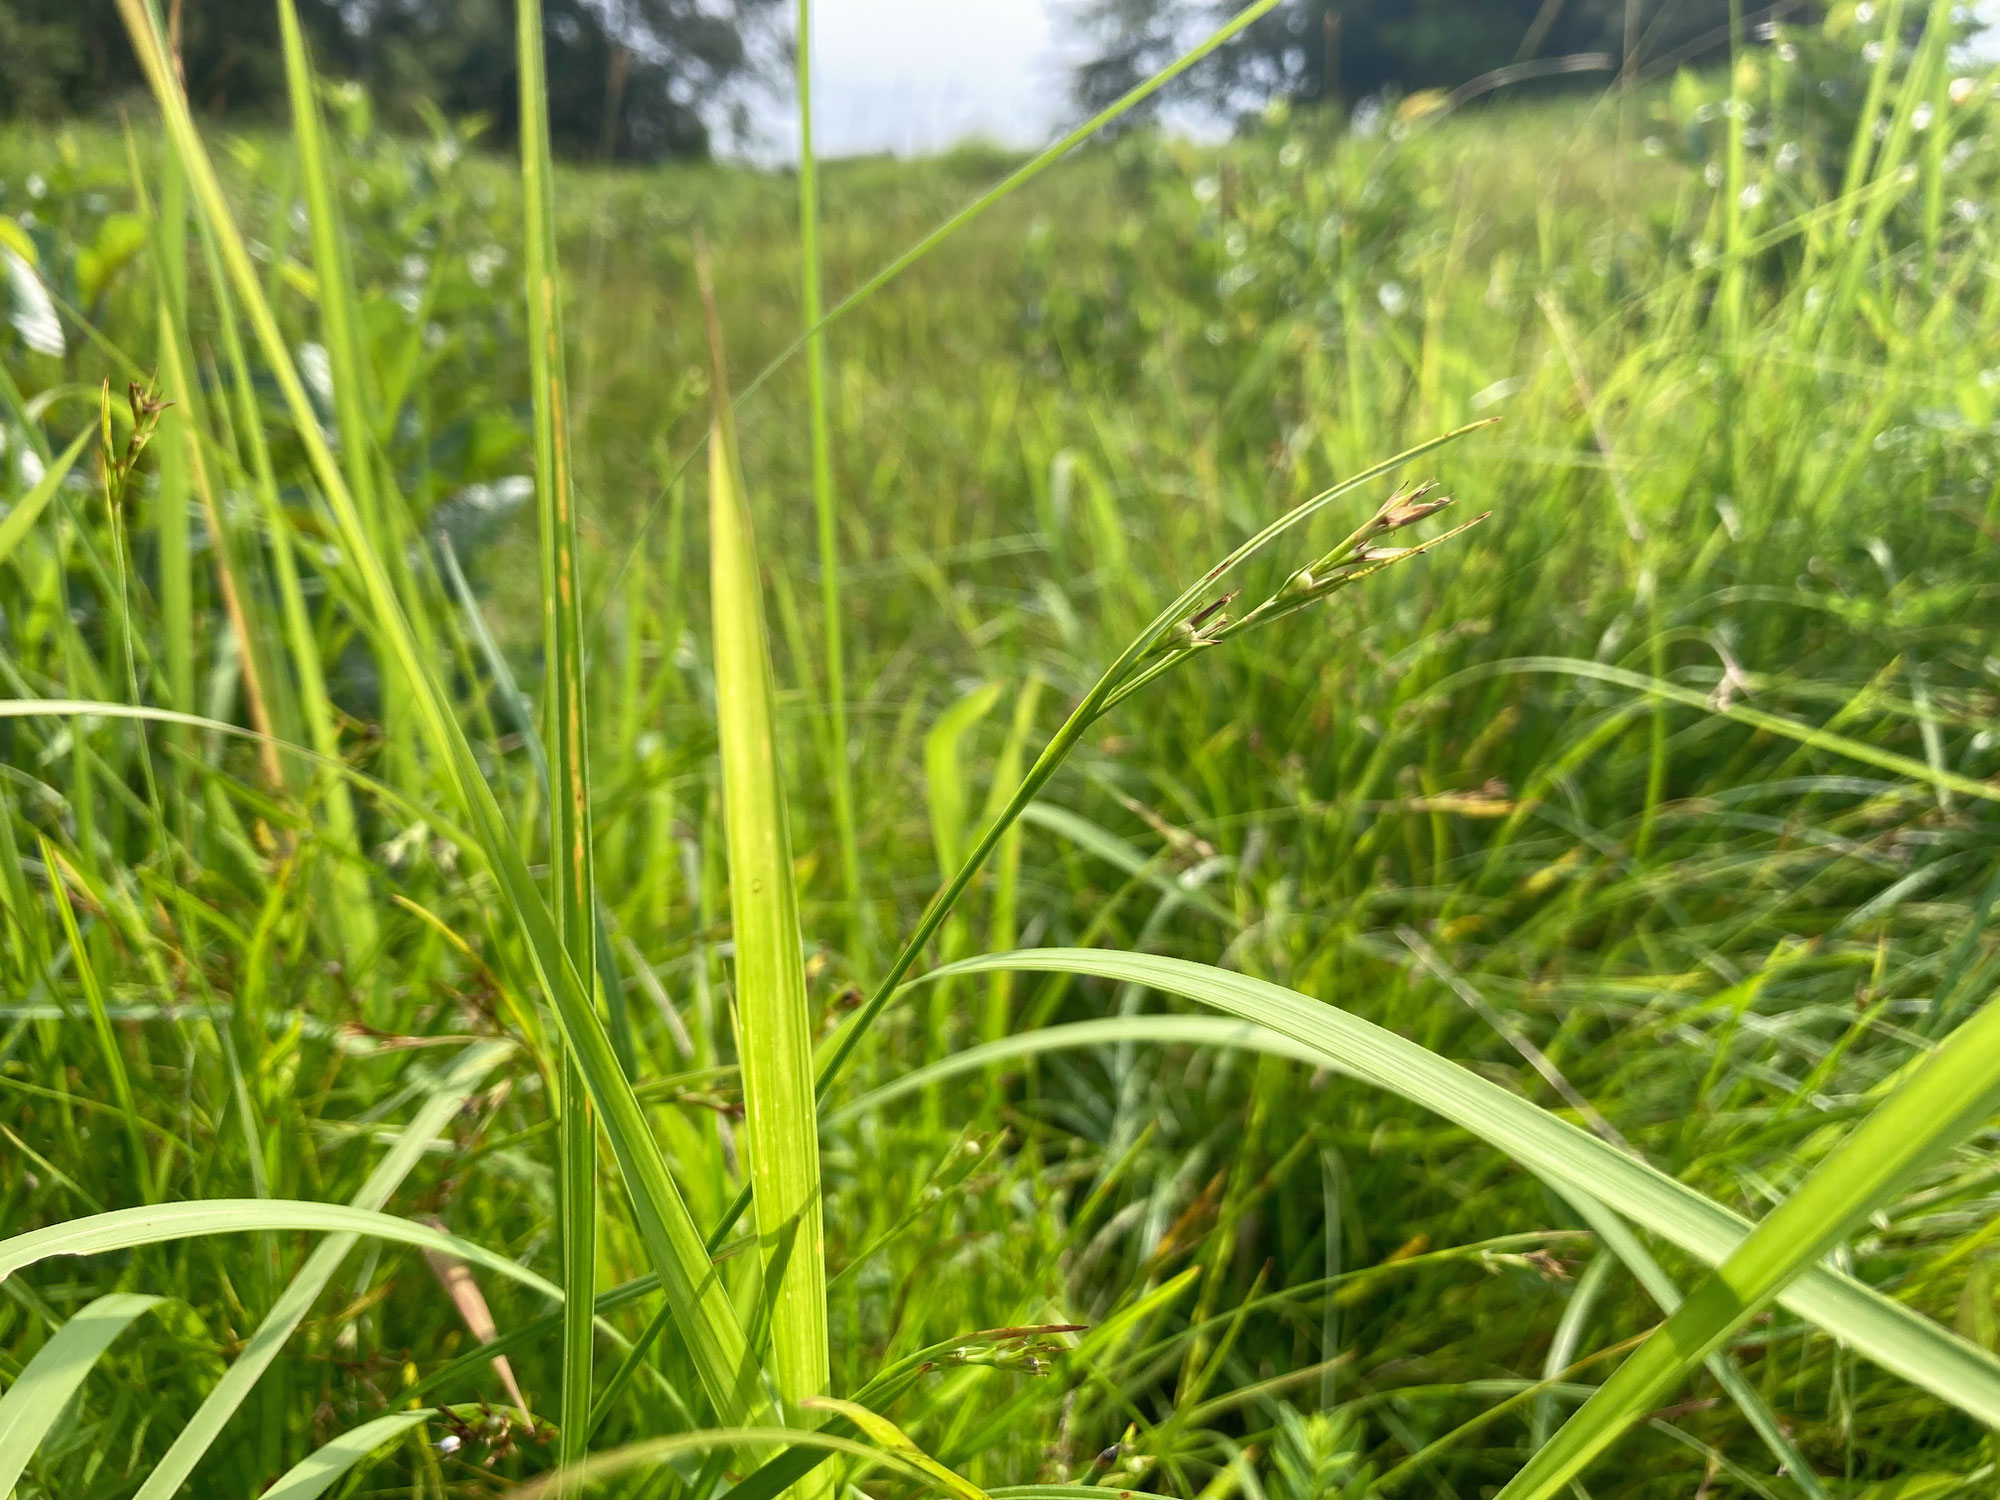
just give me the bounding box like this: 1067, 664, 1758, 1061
112, 0, 757, 1424
0, 1293, 167, 1494
515, 0, 602, 1466
795, 0, 862, 962
703, 424, 1487, 1251
1497, 988, 2000, 1498
1451, 657, 2000, 806
129, 1044, 509, 1500
825, 1015, 1322, 1128
0, 1200, 563, 1298
804, 1398, 987, 1500
0, 428, 89, 569
43, 838, 152, 1203
929, 950, 2000, 1430
257, 1411, 435, 1500
699, 259, 832, 1437
1558, 1188, 1831, 1500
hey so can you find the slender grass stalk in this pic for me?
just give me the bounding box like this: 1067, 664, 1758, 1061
514, 0, 602, 1467
795, 0, 862, 964
699, 253, 833, 1455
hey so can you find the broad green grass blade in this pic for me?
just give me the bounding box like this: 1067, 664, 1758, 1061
929, 950, 2000, 1429
0, 1293, 166, 1495
516, 0, 601, 1466
258, 1411, 434, 1500
1497, 988, 2000, 1500
113, 0, 756, 1424
0, 1200, 561, 1299
130, 1043, 509, 1500
701, 268, 832, 1435
0, 428, 89, 569
795, 0, 862, 960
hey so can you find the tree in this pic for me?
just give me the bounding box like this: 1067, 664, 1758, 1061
0, 0, 781, 161
1068, 0, 1745, 123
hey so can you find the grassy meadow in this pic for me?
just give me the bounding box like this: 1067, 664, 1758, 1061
3, 2, 2000, 1496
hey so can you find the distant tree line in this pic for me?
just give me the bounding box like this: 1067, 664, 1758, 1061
0, 0, 782, 160
1, 0, 1778, 160
1069, 0, 1763, 122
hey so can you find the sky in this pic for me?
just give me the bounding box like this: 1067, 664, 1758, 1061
746, 0, 1070, 160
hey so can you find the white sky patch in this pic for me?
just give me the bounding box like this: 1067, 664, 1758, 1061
743, 0, 1071, 160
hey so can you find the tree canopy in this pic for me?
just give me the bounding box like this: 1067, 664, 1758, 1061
0, 0, 781, 160
1069, 0, 1750, 121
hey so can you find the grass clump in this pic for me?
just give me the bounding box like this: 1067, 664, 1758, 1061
2, 3, 2000, 1497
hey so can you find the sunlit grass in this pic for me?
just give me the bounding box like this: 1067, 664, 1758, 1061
1, 3, 1998, 1497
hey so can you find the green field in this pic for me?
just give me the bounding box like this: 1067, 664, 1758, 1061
3, 5, 2000, 1497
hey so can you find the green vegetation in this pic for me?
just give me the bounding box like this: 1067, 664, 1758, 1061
2, 3, 1999, 1497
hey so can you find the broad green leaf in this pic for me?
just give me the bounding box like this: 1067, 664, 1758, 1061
929, 950, 2000, 1429
0, 1293, 167, 1495
113, 0, 755, 1424
702, 272, 831, 1434
1500, 986, 2000, 1499
131, 1043, 509, 1500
